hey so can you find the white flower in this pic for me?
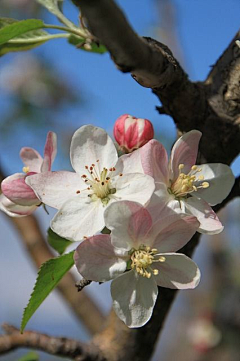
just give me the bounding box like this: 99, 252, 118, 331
119, 130, 235, 234
74, 200, 201, 328
26, 125, 155, 241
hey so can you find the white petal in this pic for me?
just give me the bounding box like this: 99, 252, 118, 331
151, 214, 199, 253
117, 139, 169, 185
116, 149, 144, 174
195, 163, 235, 205
154, 253, 201, 289
170, 130, 202, 180
74, 235, 127, 282
70, 125, 118, 173
20, 147, 43, 173
51, 197, 105, 241
113, 173, 155, 205
111, 270, 158, 328
184, 197, 223, 235
26, 171, 84, 209
146, 182, 174, 223
104, 201, 152, 251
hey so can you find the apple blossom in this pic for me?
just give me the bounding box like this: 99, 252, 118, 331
26, 125, 155, 241
119, 130, 235, 234
114, 114, 154, 153
74, 200, 201, 328
0, 131, 57, 216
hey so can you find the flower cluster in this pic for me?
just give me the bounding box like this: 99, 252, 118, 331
1, 115, 234, 328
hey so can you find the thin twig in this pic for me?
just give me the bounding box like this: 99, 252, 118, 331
0, 324, 105, 361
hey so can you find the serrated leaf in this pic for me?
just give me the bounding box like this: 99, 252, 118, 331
68, 35, 107, 54
21, 252, 74, 333
47, 228, 73, 255
0, 19, 44, 45
18, 351, 39, 361
36, 0, 76, 29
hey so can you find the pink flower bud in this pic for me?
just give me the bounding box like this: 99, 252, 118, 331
114, 114, 154, 153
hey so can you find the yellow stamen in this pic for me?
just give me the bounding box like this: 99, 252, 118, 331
22, 166, 30, 173
159, 256, 166, 262
169, 163, 210, 198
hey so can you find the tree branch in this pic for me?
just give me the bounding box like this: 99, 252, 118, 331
0, 169, 105, 335
0, 324, 105, 361
73, 0, 240, 166
72, 0, 188, 89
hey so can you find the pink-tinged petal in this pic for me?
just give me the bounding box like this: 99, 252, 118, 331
0, 194, 37, 217
26, 171, 83, 209
70, 125, 118, 174
154, 253, 201, 289
41, 131, 57, 172
111, 270, 158, 328
140, 139, 169, 184
113, 173, 155, 206
170, 130, 202, 180
151, 214, 199, 253
20, 147, 43, 173
51, 197, 105, 241
184, 197, 223, 235
195, 163, 235, 206
74, 235, 127, 282
115, 150, 144, 175
146, 183, 174, 223
105, 201, 152, 251
1, 173, 39, 206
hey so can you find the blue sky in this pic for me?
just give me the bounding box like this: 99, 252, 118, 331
0, 1, 239, 360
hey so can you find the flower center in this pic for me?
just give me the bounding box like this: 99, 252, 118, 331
169, 164, 209, 199
129, 245, 165, 278
81, 160, 120, 205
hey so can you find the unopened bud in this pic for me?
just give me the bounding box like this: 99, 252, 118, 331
113, 114, 154, 153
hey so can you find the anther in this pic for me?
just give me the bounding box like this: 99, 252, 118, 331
22, 166, 30, 173
159, 256, 166, 262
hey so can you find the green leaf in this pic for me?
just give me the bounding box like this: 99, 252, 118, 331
68, 35, 107, 54
18, 351, 39, 361
0, 18, 69, 56
0, 18, 44, 45
0, 40, 46, 56
21, 252, 74, 333
47, 228, 73, 255
36, 0, 76, 29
